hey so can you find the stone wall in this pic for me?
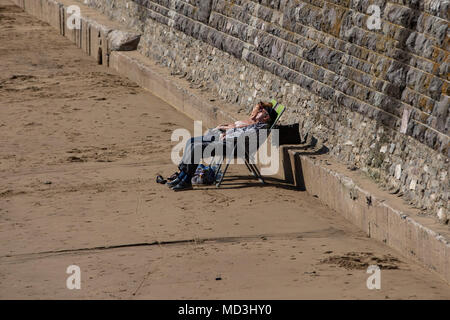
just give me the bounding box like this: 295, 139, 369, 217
79, 0, 448, 222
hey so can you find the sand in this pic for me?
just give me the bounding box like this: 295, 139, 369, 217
0, 0, 449, 299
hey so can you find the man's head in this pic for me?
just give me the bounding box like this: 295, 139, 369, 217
250, 101, 277, 124
255, 108, 271, 123
256, 101, 277, 125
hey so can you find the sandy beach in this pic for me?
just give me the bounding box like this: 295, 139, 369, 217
0, 0, 449, 299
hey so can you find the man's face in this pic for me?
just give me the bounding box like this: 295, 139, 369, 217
255, 109, 270, 122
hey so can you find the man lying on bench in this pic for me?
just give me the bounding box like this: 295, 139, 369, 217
167, 101, 278, 191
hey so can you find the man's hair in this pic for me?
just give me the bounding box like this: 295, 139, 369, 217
259, 101, 273, 109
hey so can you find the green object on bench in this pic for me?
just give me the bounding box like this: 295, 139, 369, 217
215, 100, 286, 187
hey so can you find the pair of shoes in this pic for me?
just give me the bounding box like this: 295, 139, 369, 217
172, 180, 193, 192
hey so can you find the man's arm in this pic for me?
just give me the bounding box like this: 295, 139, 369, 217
217, 121, 252, 131
221, 124, 265, 141
215, 123, 235, 131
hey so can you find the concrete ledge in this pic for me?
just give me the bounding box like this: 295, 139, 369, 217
13, 0, 450, 285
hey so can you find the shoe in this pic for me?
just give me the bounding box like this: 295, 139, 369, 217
166, 177, 181, 187
172, 180, 193, 192
156, 175, 167, 184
